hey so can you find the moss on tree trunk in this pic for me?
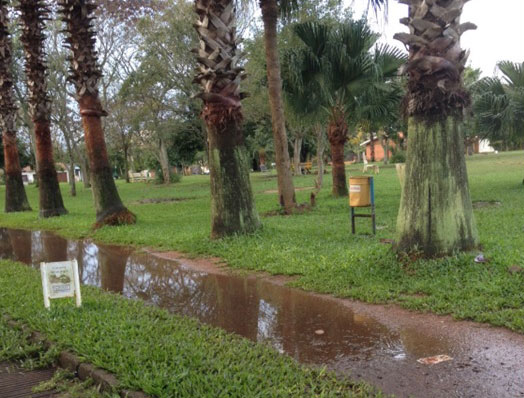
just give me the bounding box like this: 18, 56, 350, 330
204, 105, 261, 239
3, 130, 31, 213
396, 117, 479, 256
79, 95, 135, 227
34, 121, 67, 218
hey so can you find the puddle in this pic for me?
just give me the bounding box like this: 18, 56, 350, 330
1, 228, 524, 398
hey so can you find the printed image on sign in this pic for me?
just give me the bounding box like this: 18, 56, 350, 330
46, 262, 74, 298
41, 260, 82, 309
350, 185, 361, 193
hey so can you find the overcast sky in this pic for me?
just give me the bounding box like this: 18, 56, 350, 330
345, 0, 524, 76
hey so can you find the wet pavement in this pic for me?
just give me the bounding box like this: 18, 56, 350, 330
1, 227, 523, 398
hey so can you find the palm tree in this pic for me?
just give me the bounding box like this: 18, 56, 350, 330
0, 1, 31, 213
18, 0, 67, 218
58, 0, 135, 226
473, 61, 524, 152
194, 0, 261, 238
258, 0, 388, 210
394, 0, 478, 256
355, 79, 404, 164
292, 20, 404, 196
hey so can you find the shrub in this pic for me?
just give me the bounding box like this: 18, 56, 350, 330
390, 150, 406, 164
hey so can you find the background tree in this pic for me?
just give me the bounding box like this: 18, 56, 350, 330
19, 0, 67, 217
256, 0, 388, 210
394, 0, 479, 256
354, 78, 404, 164
0, 0, 31, 212
194, 0, 260, 238
58, 0, 135, 226
473, 61, 524, 154
292, 19, 404, 196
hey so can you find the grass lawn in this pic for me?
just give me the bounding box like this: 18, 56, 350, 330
0, 151, 523, 332
0, 260, 381, 398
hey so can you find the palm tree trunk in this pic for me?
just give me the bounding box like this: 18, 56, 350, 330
259, 0, 296, 212
315, 125, 325, 191
59, 0, 135, 226
328, 107, 348, 197
34, 121, 68, 217
194, 0, 260, 239
205, 105, 261, 238
63, 129, 76, 196
2, 131, 31, 212
394, 0, 478, 256
79, 94, 135, 225
396, 118, 478, 255
0, 5, 31, 213
19, 1, 67, 218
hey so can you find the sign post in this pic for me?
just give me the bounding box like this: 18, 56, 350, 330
40, 260, 82, 309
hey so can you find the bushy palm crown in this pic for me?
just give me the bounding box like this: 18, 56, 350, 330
282, 19, 405, 117
473, 61, 524, 142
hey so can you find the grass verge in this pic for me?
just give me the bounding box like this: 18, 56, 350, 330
0, 151, 523, 332
0, 259, 382, 398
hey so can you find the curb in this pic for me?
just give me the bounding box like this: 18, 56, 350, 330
3, 315, 150, 398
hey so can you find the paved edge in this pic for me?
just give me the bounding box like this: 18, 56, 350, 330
2, 315, 150, 398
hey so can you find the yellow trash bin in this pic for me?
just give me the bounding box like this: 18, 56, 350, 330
349, 176, 371, 207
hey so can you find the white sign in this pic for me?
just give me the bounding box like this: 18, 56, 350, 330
40, 260, 82, 309
350, 185, 361, 193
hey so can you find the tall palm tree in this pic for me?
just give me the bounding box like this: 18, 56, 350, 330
259, 0, 296, 213
257, 0, 388, 209
18, 0, 67, 218
394, 0, 478, 256
58, 0, 136, 226
0, 0, 31, 213
292, 20, 404, 196
194, 0, 261, 238
473, 61, 524, 151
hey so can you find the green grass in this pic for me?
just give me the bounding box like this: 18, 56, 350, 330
0, 260, 381, 398
0, 152, 524, 332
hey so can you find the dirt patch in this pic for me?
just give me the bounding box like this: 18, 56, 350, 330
263, 186, 315, 194
508, 265, 524, 275
472, 200, 502, 209
132, 197, 196, 205
261, 203, 313, 217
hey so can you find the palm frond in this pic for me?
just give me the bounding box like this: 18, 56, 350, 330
497, 61, 524, 88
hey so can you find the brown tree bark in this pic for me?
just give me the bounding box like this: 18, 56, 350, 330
59, 0, 134, 226
259, 0, 296, 212
2, 130, 31, 213
79, 95, 135, 226
18, 1, 67, 218
0, 2, 31, 213
327, 108, 348, 197
34, 121, 68, 217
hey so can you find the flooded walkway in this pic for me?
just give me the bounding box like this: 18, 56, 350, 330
1, 228, 523, 398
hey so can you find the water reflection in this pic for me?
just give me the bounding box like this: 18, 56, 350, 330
1, 228, 420, 362
0, 228, 455, 365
